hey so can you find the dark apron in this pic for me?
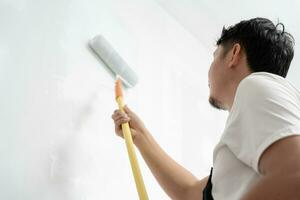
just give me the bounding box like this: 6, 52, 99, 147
202, 167, 214, 200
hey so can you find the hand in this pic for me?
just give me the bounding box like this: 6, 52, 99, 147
111, 105, 148, 143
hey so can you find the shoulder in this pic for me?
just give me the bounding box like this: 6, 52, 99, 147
237, 72, 285, 96
230, 72, 300, 121
233, 72, 296, 108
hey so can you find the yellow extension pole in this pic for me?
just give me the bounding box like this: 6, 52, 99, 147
115, 78, 149, 200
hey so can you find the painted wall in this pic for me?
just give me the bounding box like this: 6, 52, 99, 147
0, 0, 226, 199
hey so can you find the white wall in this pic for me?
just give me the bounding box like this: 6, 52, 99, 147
155, 0, 300, 87
0, 0, 226, 199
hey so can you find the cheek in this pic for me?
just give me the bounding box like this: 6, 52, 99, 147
208, 61, 217, 84
208, 60, 221, 96
208, 66, 215, 94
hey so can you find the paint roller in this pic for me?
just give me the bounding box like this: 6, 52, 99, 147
89, 35, 149, 200
89, 35, 138, 88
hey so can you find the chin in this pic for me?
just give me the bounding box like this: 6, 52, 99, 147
208, 96, 227, 110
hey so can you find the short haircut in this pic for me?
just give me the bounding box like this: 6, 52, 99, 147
216, 17, 295, 78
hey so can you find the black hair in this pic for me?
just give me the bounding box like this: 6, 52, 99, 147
216, 17, 295, 78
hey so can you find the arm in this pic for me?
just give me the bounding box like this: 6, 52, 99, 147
242, 135, 300, 200
112, 106, 208, 199
135, 131, 208, 200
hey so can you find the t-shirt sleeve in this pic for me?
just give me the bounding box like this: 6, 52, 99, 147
223, 75, 300, 174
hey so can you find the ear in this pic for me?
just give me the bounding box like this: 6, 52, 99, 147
228, 43, 241, 69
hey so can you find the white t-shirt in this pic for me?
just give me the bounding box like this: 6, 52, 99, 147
211, 72, 300, 200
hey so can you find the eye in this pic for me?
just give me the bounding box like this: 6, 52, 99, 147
213, 51, 217, 57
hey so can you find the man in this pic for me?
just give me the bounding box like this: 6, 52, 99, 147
111, 18, 300, 200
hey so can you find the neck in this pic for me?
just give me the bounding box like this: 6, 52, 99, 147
226, 71, 251, 111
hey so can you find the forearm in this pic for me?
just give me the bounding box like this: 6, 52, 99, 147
134, 131, 200, 200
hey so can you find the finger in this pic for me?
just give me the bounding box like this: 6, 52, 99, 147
114, 115, 130, 122
115, 126, 123, 137
115, 125, 124, 137
113, 111, 121, 118
124, 105, 131, 113
115, 109, 127, 116
112, 112, 129, 120
124, 106, 135, 118
112, 110, 123, 117
116, 118, 130, 126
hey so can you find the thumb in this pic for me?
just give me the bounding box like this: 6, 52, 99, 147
124, 105, 131, 113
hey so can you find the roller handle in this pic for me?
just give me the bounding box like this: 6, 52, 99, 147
115, 79, 149, 200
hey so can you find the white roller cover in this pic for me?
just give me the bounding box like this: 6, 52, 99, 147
89, 35, 139, 88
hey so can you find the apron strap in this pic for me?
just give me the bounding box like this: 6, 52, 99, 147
202, 167, 214, 200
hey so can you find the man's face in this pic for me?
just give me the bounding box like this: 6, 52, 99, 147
208, 45, 228, 110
